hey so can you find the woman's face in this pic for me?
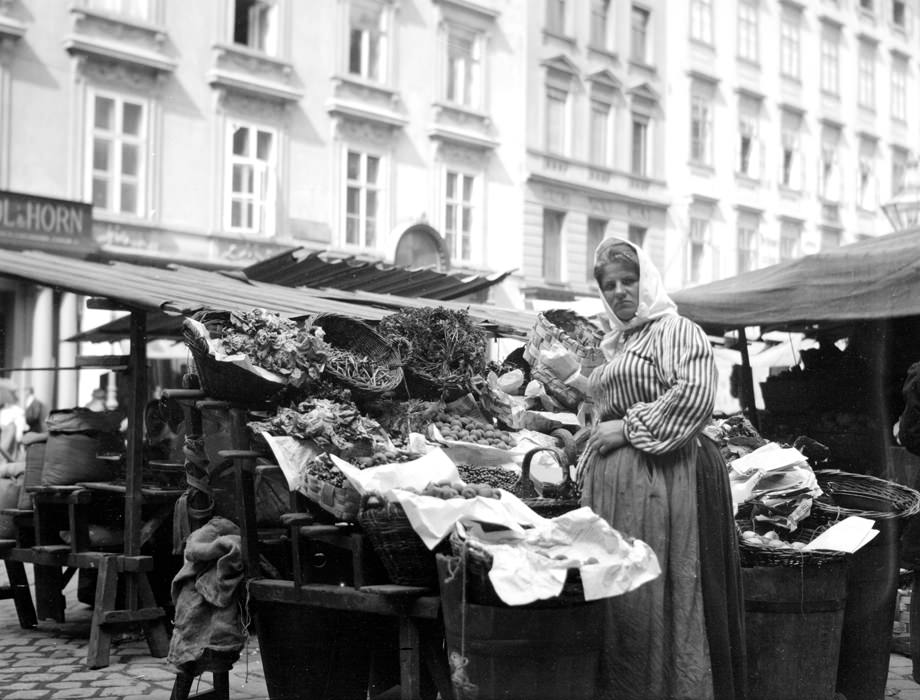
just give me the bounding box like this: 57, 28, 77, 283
598, 260, 639, 322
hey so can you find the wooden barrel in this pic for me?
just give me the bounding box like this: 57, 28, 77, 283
743, 558, 848, 700
254, 599, 395, 700
437, 555, 603, 700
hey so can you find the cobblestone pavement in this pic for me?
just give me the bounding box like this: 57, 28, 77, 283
0, 572, 267, 699
1, 571, 920, 700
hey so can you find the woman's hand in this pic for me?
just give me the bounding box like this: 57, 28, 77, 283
588, 420, 628, 456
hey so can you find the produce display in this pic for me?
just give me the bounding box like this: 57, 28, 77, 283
217, 308, 329, 388
248, 397, 387, 454
456, 464, 519, 491
431, 410, 515, 448
377, 307, 488, 389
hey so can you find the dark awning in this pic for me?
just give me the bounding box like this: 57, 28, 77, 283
242, 248, 514, 301
671, 229, 920, 333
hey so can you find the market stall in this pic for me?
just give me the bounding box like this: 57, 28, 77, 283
672, 228, 920, 700
163, 303, 639, 700
673, 227, 920, 482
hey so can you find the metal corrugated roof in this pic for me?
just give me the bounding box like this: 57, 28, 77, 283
0, 248, 535, 340
242, 248, 514, 301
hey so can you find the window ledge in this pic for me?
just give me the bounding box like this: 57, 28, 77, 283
66, 6, 174, 75
689, 162, 716, 176
778, 185, 803, 197
213, 42, 294, 76
587, 45, 618, 62
542, 28, 577, 49
0, 13, 25, 43
735, 172, 761, 186
208, 68, 303, 103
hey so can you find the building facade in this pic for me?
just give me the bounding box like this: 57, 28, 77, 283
0, 0, 919, 404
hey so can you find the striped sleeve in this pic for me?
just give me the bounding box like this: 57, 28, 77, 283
622, 316, 716, 454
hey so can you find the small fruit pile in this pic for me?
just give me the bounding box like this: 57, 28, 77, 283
739, 529, 806, 550
432, 411, 515, 448
304, 449, 419, 488
456, 464, 519, 491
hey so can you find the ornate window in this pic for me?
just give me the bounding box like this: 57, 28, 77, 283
630, 5, 650, 64
737, 0, 759, 63
444, 170, 475, 263
690, 0, 713, 45
736, 210, 760, 273
232, 0, 278, 55
225, 122, 276, 235
88, 91, 147, 216
820, 22, 840, 96
543, 209, 565, 282
780, 7, 801, 80
345, 149, 381, 248
857, 39, 876, 110
348, 0, 389, 83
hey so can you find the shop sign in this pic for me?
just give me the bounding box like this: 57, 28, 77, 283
0, 190, 95, 252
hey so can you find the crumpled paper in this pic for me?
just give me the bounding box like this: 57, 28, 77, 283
388, 488, 547, 549
459, 508, 661, 605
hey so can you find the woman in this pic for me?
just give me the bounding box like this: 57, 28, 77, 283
580, 237, 746, 700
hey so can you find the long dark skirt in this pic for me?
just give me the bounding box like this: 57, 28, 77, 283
697, 436, 748, 700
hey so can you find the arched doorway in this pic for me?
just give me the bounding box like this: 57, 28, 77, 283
394, 225, 447, 270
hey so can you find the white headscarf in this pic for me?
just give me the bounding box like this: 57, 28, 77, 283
594, 237, 678, 358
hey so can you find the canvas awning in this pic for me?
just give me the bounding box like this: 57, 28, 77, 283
671, 228, 920, 333
0, 248, 535, 340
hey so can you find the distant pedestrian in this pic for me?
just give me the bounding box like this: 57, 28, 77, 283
23, 387, 45, 434
0, 386, 26, 463
85, 387, 107, 412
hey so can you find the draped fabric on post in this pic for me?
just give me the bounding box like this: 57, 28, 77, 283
172, 435, 215, 555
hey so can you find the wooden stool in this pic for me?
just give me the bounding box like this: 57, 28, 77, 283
77, 552, 170, 669
0, 539, 37, 629
170, 649, 238, 700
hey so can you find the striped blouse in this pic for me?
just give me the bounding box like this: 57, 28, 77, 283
589, 314, 716, 455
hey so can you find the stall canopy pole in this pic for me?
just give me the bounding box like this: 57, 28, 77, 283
125, 309, 147, 559
736, 327, 760, 431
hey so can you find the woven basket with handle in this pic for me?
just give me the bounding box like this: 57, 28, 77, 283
512, 445, 581, 518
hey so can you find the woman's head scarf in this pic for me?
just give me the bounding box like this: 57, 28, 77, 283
594, 237, 678, 358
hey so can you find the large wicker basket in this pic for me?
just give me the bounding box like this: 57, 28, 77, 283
359, 501, 443, 587
812, 469, 920, 521
182, 315, 288, 405
309, 313, 404, 397
523, 310, 605, 377
734, 508, 846, 568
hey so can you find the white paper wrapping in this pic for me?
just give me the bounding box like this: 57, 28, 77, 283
465, 507, 660, 605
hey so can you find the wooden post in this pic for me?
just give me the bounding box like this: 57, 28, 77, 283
125, 312, 147, 558
736, 327, 760, 431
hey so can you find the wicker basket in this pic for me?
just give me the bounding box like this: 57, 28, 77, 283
359, 501, 441, 587
182, 316, 288, 405
449, 530, 585, 607
734, 510, 846, 568
512, 445, 581, 518
523, 310, 605, 377
309, 313, 404, 397
531, 366, 584, 411
812, 469, 920, 521
302, 473, 362, 522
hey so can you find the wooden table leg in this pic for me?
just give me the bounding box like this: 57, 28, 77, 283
86, 555, 119, 669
